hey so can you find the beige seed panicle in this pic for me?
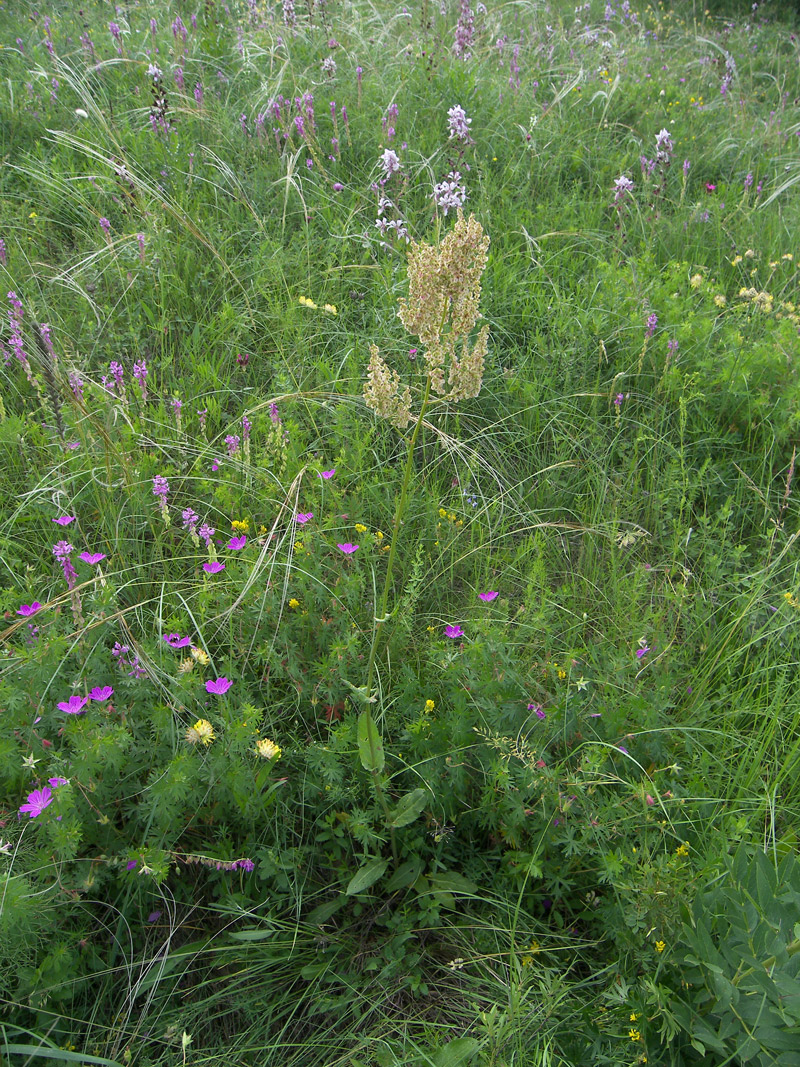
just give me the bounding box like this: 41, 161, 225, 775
363, 343, 413, 428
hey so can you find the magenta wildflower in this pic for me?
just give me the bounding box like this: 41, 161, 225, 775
17, 602, 42, 616
57, 695, 88, 714
337, 543, 359, 554
445, 624, 464, 639
126, 859, 138, 870
53, 541, 77, 590
319, 468, 335, 479
705, 183, 716, 192
52, 516, 76, 526
203, 561, 225, 574
163, 633, 192, 648
479, 591, 499, 602
295, 512, 314, 524
79, 551, 106, 564
19, 787, 54, 818
89, 685, 114, 701
227, 535, 247, 550
636, 645, 651, 659
206, 677, 232, 695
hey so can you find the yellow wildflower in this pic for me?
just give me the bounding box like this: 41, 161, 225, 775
630, 1013, 639, 1022
178, 657, 194, 673
782, 253, 793, 261
438, 508, 448, 518
675, 842, 689, 857
191, 647, 210, 666
231, 519, 250, 532
258, 524, 268, 535
354, 523, 367, 534
255, 737, 281, 760
424, 699, 435, 713
629, 1029, 641, 1042
288, 598, 300, 609
375, 530, 384, 539
298, 295, 317, 308
323, 303, 337, 315
655, 940, 666, 953
690, 273, 703, 289
732, 255, 742, 266
186, 719, 215, 746
714, 294, 727, 308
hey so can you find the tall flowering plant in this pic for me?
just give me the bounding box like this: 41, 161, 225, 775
358, 209, 490, 854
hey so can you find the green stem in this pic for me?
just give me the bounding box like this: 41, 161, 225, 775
364, 375, 432, 703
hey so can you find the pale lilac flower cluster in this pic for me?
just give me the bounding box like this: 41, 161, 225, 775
433, 171, 467, 215
375, 194, 409, 243
153, 475, 170, 525
613, 174, 634, 203
379, 149, 402, 179
225, 434, 240, 457
5, 291, 33, 382
453, 0, 475, 59
182, 854, 255, 872
447, 105, 472, 143
382, 103, 399, 141
133, 359, 148, 399
655, 128, 673, 165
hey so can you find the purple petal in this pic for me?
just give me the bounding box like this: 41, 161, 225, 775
88, 685, 114, 701
203, 561, 225, 574
337, 543, 359, 554
479, 591, 499, 602
17, 602, 42, 616
79, 551, 107, 564
205, 676, 232, 695
445, 624, 464, 639
295, 512, 313, 524
162, 633, 192, 648
52, 516, 76, 525
318, 469, 335, 479
227, 535, 247, 550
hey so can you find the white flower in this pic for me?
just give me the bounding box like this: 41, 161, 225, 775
75, 108, 89, 118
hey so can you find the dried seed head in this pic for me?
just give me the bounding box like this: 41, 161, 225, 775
363, 343, 413, 428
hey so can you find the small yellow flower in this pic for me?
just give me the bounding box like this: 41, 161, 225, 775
29, 211, 37, 219
675, 842, 689, 857
655, 940, 666, 953
298, 295, 318, 308
690, 273, 703, 289
354, 523, 367, 534
323, 303, 337, 315
255, 737, 281, 760
557, 669, 567, 680
288, 598, 300, 609
745, 249, 755, 258
438, 508, 448, 518
782, 253, 793, 261
424, 699, 435, 713
629, 1029, 641, 1042
294, 540, 304, 551
375, 530, 384, 539
630, 1013, 639, 1022
447, 512, 456, 522
714, 294, 727, 308
732, 254, 742, 266
191, 647, 210, 666
231, 519, 250, 532
186, 719, 215, 746
258, 524, 268, 535
426, 625, 436, 633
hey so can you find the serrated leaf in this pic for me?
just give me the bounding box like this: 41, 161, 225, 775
387, 788, 428, 828
357, 711, 385, 773
346, 857, 388, 896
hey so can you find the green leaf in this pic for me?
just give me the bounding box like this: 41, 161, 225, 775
430, 1037, 480, 1066
0, 1047, 125, 1067
346, 857, 388, 896
387, 788, 428, 828
357, 711, 385, 773
385, 857, 424, 892
307, 895, 347, 925
428, 871, 479, 895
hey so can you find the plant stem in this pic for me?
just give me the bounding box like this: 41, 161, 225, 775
364, 375, 432, 704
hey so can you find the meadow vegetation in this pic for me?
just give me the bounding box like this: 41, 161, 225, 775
1, 0, 800, 1063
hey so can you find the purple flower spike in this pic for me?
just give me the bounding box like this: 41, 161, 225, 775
319, 469, 335, 479
79, 552, 107, 564
17, 602, 42, 616
89, 685, 114, 701
227, 535, 247, 550
636, 646, 651, 659
52, 516, 76, 526
163, 633, 192, 648
57, 695, 88, 714
337, 543, 359, 554
126, 859, 138, 870
206, 677, 232, 695
295, 512, 314, 524
479, 591, 499, 602
19, 787, 54, 818
445, 624, 464, 639
203, 561, 225, 574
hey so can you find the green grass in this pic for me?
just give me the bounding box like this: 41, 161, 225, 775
1, 0, 800, 1063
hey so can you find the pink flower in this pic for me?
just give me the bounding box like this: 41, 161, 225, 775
705, 183, 716, 192
203, 561, 225, 574
319, 469, 335, 479
48, 776, 69, 788
163, 633, 192, 648
646, 794, 655, 806
295, 512, 314, 524
79, 551, 106, 564
89, 685, 114, 701
527, 703, 546, 719
636, 646, 650, 659
206, 677, 232, 695
57, 695, 88, 714
445, 624, 464, 639
52, 516, 76, 526
479, 591, 499, 602
227, 535, 247, 550
17, 602, 42, 616
337, 543, 359, 554
19, 787, 54, 818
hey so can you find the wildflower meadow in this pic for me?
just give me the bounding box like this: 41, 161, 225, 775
2, 0, 800, 1063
